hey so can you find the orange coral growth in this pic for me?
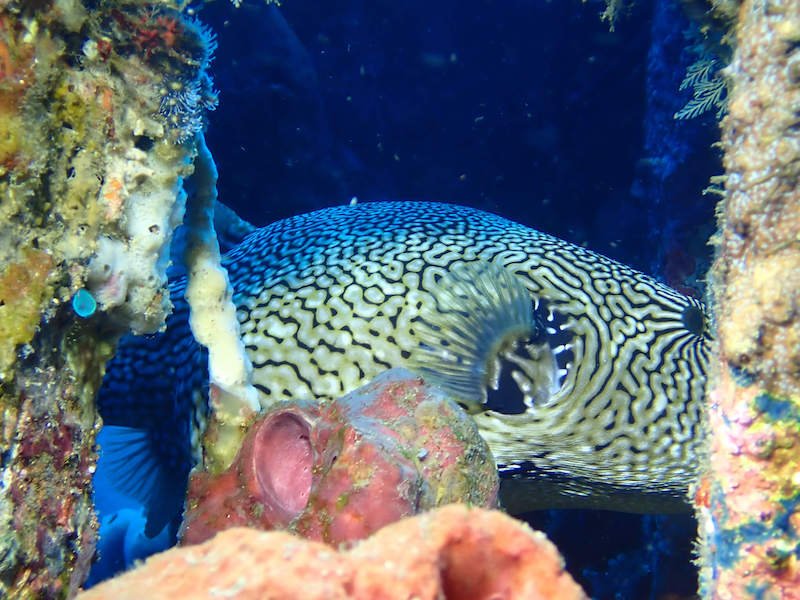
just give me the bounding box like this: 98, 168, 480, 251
0, 39, 11, 79
0, 14, 34, 86
0, 14, 36, 173
153, 15, 182, 48
0, 16, 11, 80
80, 505, 586, 600
101, 178, 125, 220
113, 8, 185, 58
99, 86, 113, 113
0, 93, 21, 170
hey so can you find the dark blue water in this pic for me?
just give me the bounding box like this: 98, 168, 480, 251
92, 1, 721, 596
204, 0, 718, 283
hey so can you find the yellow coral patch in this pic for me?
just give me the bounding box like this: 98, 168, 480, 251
0, 249, 54, 377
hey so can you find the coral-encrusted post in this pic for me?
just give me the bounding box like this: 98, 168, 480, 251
0, 1, 216, 596
699, 1, 800, 597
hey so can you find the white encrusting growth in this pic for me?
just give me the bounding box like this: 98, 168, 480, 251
85, 109, 191, 334
183, 135, 260, 471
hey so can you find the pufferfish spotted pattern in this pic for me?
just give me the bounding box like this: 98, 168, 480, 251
98, 200, 712, 534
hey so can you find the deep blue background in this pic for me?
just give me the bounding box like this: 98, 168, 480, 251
203, 0, 719, 281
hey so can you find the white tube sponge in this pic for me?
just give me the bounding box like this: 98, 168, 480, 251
183, 135, 260, 471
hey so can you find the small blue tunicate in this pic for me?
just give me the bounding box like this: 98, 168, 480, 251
72, 289, 97, 318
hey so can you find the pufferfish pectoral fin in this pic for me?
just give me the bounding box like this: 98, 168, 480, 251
410, 261, 553, 414
98, 426, 188, 538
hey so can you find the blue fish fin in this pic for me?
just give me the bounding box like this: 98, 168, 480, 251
99, 425, 187, 538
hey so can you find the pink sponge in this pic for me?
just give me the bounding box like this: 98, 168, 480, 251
181, 368, 498, 546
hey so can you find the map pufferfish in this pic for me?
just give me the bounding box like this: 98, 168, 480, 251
97, 200, 712, 537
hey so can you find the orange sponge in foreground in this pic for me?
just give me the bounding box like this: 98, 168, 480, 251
80, 504, 586, 600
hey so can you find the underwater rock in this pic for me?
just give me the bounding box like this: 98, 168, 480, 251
181, 368, 499, 546
79, 505, 586, 599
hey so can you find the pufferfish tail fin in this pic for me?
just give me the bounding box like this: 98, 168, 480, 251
410, 261, 555, 413
98, 426, 189, 538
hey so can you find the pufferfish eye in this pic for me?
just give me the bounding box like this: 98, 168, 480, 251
680, 304, 706, 337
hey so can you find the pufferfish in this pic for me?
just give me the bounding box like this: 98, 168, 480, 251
97, 200, 712, 536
